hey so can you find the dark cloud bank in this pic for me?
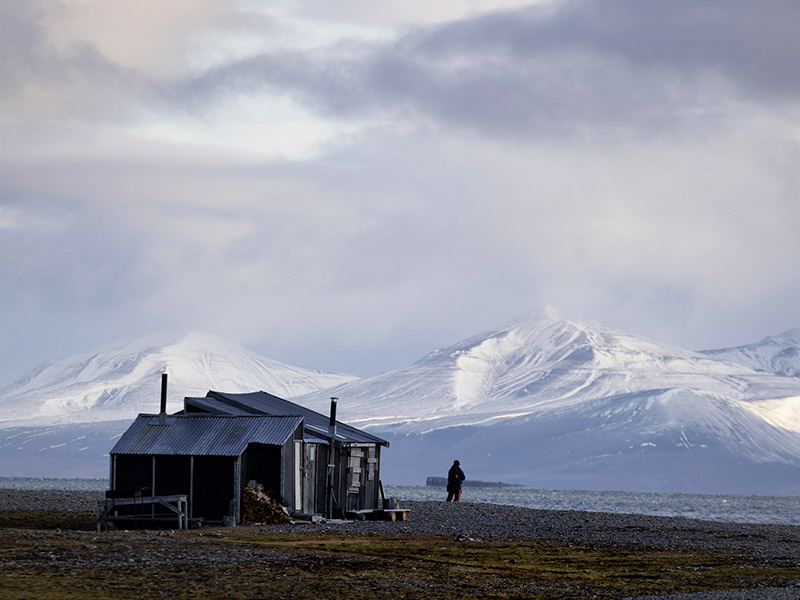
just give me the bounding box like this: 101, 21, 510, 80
181, 0, 799, 138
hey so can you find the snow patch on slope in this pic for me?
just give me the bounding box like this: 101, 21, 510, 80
742, 396, 800, 434
453, 330, 523, 409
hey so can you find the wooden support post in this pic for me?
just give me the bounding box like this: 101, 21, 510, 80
189, 456, 194, 520
109, 454, 115, 491
233, 456, 241, 525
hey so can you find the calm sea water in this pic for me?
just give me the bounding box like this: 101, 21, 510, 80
3, 477, 799, 526
384, 485, 800, 527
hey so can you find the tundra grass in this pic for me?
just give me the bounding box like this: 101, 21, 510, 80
1, 510, 799, 599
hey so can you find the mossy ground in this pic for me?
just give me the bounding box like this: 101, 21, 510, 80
1, 510, 799, 599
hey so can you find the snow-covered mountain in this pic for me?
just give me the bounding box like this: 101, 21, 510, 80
301, 308, 800, 434
5, 312, 800, 495
294, 309, 800, 493
0, 332, 359, 478
0, 331, 358, 427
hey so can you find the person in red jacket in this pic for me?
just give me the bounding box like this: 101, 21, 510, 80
446, 460, 466, 502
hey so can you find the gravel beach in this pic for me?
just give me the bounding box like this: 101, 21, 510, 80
0, 489, 102, 514
3, 490, 800, 599
6, 490, 799, 561
0, 489, 800, 563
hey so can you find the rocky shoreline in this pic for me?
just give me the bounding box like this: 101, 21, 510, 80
4, 489, 800, 558
4, 490, 800, 599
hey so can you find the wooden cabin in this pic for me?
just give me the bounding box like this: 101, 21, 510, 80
182, 390, 390, 517
108, 414, 303, 525
106, 382, 389, 526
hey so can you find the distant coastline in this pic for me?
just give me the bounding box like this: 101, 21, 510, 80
5, 477, 800, 526
425, 476, 521, 489
0, 477, 108, 492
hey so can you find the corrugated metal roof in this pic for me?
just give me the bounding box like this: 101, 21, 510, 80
110, 414, 302, 456
303, 428, 333, 444
204, 391, 389, 446
184, 396, 253, 415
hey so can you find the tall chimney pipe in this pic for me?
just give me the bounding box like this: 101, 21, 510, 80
326, 397, 338, 518
329, 397, 338, 435
159, 373, 168, 423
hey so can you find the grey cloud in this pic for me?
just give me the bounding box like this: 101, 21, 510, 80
7, 0, 795, 136
1, 118, 798, 380
2, 0, 798, 383
412, 0, 799, 96
0, 197, 145, 312
0, 1, 160, 124
179, 0, 799, 138
0, 1, 47, 81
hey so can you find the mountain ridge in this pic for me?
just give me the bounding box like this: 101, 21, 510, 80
700, 329, 800, 378
3, 311, 800, 493
300, 309, 800, 433
0, 331, 358, 427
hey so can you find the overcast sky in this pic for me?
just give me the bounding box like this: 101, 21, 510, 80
1, 0, 798, 382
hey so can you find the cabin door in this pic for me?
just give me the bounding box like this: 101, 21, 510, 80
346, 447, 365, 511
294, 442, 302, 512
302, 443, 317, 515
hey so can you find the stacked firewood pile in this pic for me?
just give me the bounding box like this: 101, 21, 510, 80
241, 482, 291, 525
